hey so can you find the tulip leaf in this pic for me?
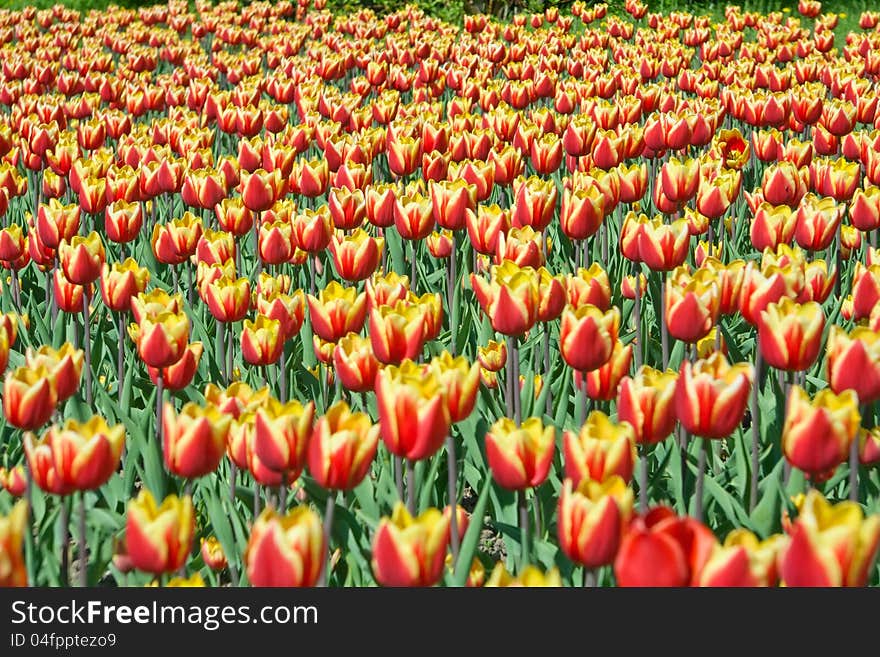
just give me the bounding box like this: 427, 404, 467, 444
750, 458, 785, 538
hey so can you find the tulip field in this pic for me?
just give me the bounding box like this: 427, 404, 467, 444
1, 0, 880, 589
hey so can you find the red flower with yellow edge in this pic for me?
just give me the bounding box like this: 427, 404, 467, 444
614, 506, 717, 587
429, 352, 480, 423
427, 230, 453, 258
780, 489, 880, 587
240, 168, 284, 213
2, 366, 57, 431
181, 167, 227, 210
558, 474, 634, 569
782, 385, 860, 479
328, 187, 366, 230
530, 132, 563, 174
369, 300, 427, 365
495, 225, 544, 268
129, 310, 189, 369
826, 325, 880, 404
617, 366, 678, 446
711, 128, 750, 170
163, 401, 231, 479
205, 275, 251, 323
698, 529, 787, 587
36, 198, 80, 249
812, 157, 860, 202
131, 289, 183, 325
512, 175, 557, 232
430, 178, 476, 231
241, 315, 284, 367
750, 202, 797, 252
151, 213, 203, 266
466, 203, 510, 255
245, 506, 325, 587
104, 200, 143, 245
58, 232, 105, 286
24, 344, 83, 403
200, 537, 227, 572
0, 465, 25, 497
738, 262, 804, 327
125, 490, 194, 575
365, 183, 397, 229
799, 259, 836, 304
850, 186, 880, 232
675, 352, 753, 440
659, 156, 700, 203
308, 401, 379, 491
253, 397, 314, 479
100, 259, 150, 313
566, 264, 611, 311
24, 415, 125, 494
852, 262, 880, 322
559, 304, 620, 373
478, 340, 507, 373
564, 410, 636, 485
148, 343, 202, 391
372, 503, 450, 587
333, 333, 380, 394
696, 168, 739, 219
330, 228, 383, 283
291, 207, 332, 254
795, 194, 843, 252
560, 184, 605, 240
537, 267, 566, 323
762, 161, 809, 207
758, 298, 824, 372
366, 271, 408, 311
471, 260, 539, 337
638, 216, 690, 272
216, 197, 254, 237
257, 290, 305, 340
393, 192, 433, 242
0, 501, 27, 586
257, 220, 294, 266
664, 273, 720, 344
196, 229, 236, 267
580, 341, 632, 401
205, 381, 269, 420
307, 281, 367, 344
375, 359, 450, 462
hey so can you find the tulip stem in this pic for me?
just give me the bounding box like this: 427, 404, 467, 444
445, 436, 460, 563
660, 277, 669, 370
117, 313, 125, 405
851, 406, 865, 501
639, 445, 649, 514
78, 491, 87, 587
308, 254, 316, 297
449, 232, 458, 355
82, 290, 92, 407
278, 478, 287, 511
47, 270, 57, 325
518, 490, 530, 571
583, 568, 596, 587
253, 484, 261, 518
319, 491, 336, 587
750, 341, 762, 512
410, 241, 418, 295
694, 438, 706, 523
226, 324, 233, 383
394, 455, 404, 503
633, 265, 642, 371
512, 337, 521, 426
155, 372, 164, 452
543, 327, 552, 415
406, 460, 416, 515
59, 497, 69, 586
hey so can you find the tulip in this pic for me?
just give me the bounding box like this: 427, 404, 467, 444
560, 185, 605, 240
559, 304, 619, 372
639, 216, 690, 272
257, 220, 294, 266
393, 193, 434, 242
660, 157, 700, 204
739, 262, 803, 327
308, 401, 379, 491
466, 204, 510, 255
699, 530, 787, 587
750, 202, 797, 252
375, 360, 450, 462
564, 411, 637, 485
512, 176, 557, 232
795, 194, 843, 251
566, 264, 611, 311
368, 301, 426, 365
24, 344, 83, 403
104, 200, 144, 245
205, 275, 251, 324
254, 398, 314, 478
618, 366, 678, 446
826, 326, 880, 404
125, 491, 194, 575
0, 465, 25, 497
482, 561, 562, 586
485, 416, 556, 491
307, 282, 367, 344
762, 161, 808, 206
332, 333, 380, 393
147, 342, 202, 392
245, 506, 324, 587
24, 416, 125, 494
782, 386, 860, 479
200, 537, 227, 572
36, 199, 80, 249
100, 259, 150, 312
330, 228, 383, 282
372, 503, 450, 587
675, 353, 752, 440
129, 311, 189, 369
471, 261, 539, 337
131, 289, 182, 325
3, 366, 57, 431
850, 186, 880, 232
0, 501, 27, 586
780, 490, 880, 587
195, 229, 236, 267
0, 224, 24, 263
427, 230, 453, 258
664, 275, 720, 343
537, 267, 567, 322
614, 506, 717, 586
430, 179, 477, 231
758, 298, 824, 372
852, 263, 880, 322
163, 402, 231, 479
581, 342, 632, 402
429, 353, 480, 423
558, 476, 634, 569
799, 259, 836, 304
151, 213, 203, 265
58, 232, 105, 286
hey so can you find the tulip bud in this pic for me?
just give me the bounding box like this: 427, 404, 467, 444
471, 260, 539, 337
484, 563, 563, 587
675, 353, 753, 439
0, 501, 27, 586
130, 311, 189, 369
558, 476, 634, 568
245, 506, 324, 587
559, 304, 620, 372
163, 402, 231, 479
200, 536, 227, 572
826, 326, 880, 404
308, 401, 379, 491
372, 503, 450, 587
3, 366, 57, 431
125, 491, 194, 575
758, 298, 824, 372
307, 282, 367, 343
564, 411, 636, 485
254, 398, 315, 477
698, 529, 787, 587
24, 344, 83, 403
